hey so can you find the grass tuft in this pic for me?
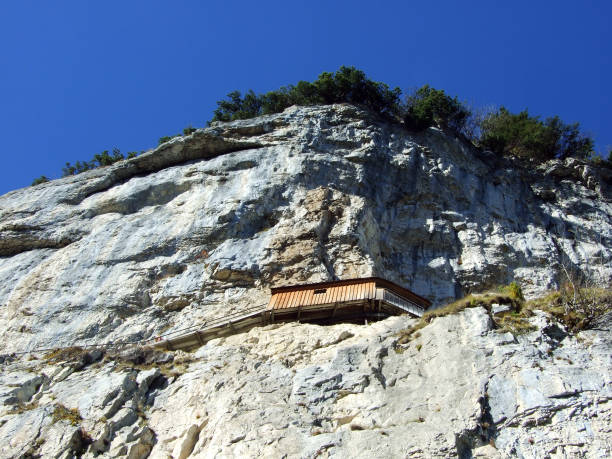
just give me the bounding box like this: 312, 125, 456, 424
397, 290, 519, 345
396, 284, 612, 347
52, 403, 82, 426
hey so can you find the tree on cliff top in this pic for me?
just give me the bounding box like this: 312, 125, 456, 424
403, 85, 470, 134
479, 107, 594, 161
210, 66, 402, 123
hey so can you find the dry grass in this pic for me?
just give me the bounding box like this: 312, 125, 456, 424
397, 291, 519, 344
7, 401, 39, 415
495, 311, 537, 335
44, 346, 89, 363
397, 284, 612, 347
103, 345, 188, 378
52, 403, 82, 426
524, 286, 612, 332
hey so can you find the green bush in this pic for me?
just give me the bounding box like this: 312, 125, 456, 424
158, 135, 177, 145
31, 176, 50, 186
502, 281, 525, 302
61, 148, 129, 177
159, 125, 199, 144
403, 85, 470, 133
34, 68, 605, 184
479, 107, 593, 161
209, 66, 402, 123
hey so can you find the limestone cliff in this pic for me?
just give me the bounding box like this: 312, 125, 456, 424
0, 104, 611, 457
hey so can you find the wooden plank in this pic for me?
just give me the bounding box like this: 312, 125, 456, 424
325, 286, 334, 304
318, 287, 328, 305
316, 287, 326, 305
329, 287, 338, 303
357, 282, 365, 301
286, 291, 296, 309
314, 288, 325, 305
340, 284, 348, 303
323, 287, 334, 304
327, 286, 335, 304
278, 292, 289, 310
353, 283, 360, 301
310, 288, 318, 306
283, 291, 292, 309
304, 289, 314, 306
297, 289, 306, 308
292, 289, 303, 309
289, 290, 299, 309
268, 294, 278, 311
274, 292, 284, 310
335, 285, 343, 303
302, 289, 311, 306
336, 285, 343, 302
297, 288, 307, 308
292, 290, 301, 309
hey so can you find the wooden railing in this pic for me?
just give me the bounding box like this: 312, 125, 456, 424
155, 304, 267, 343
382, 289, 425, 317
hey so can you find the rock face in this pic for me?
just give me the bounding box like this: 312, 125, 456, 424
1, 308, 610, 458
0, 104, 611, 457
0, 103, 610, 353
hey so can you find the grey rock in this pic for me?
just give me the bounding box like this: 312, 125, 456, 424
0, 104, 610, 457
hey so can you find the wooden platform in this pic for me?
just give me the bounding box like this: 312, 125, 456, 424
154, 290, 428, 352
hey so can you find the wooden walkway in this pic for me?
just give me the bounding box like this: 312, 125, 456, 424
154, 296, 425, 352
153, 305, 267, 351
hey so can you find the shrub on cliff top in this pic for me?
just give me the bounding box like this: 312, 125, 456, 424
31, 67, 602, 186
31, 175, 50, 186
403, 85, 471, 134
62, 148, 131, 177
479, 107, 594, 161
210, 66, 402, 123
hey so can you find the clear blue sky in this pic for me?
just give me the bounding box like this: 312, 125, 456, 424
1, 1, 610, 194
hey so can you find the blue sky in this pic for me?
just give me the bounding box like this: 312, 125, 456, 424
0, 1, 610, 194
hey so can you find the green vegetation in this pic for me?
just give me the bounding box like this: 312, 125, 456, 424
210, 67, 597, 164
501, 281, 525, 302
397, 283, 611, 348
158, 125, 199, 145
62, 148, 141, 177
479, 108, 594, 161
209, 66, 402, 123
525, 285, 612, 332
403, 85, 470, 133
31, 66, 608, 185
31, 175, 50, 186
397, 288, 522, 345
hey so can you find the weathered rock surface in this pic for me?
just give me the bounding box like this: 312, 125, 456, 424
0, 104, 611, 457
0, 104, 610, 354
0, 308, 610, 458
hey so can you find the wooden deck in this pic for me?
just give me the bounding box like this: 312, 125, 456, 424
153, 280, 429, 352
